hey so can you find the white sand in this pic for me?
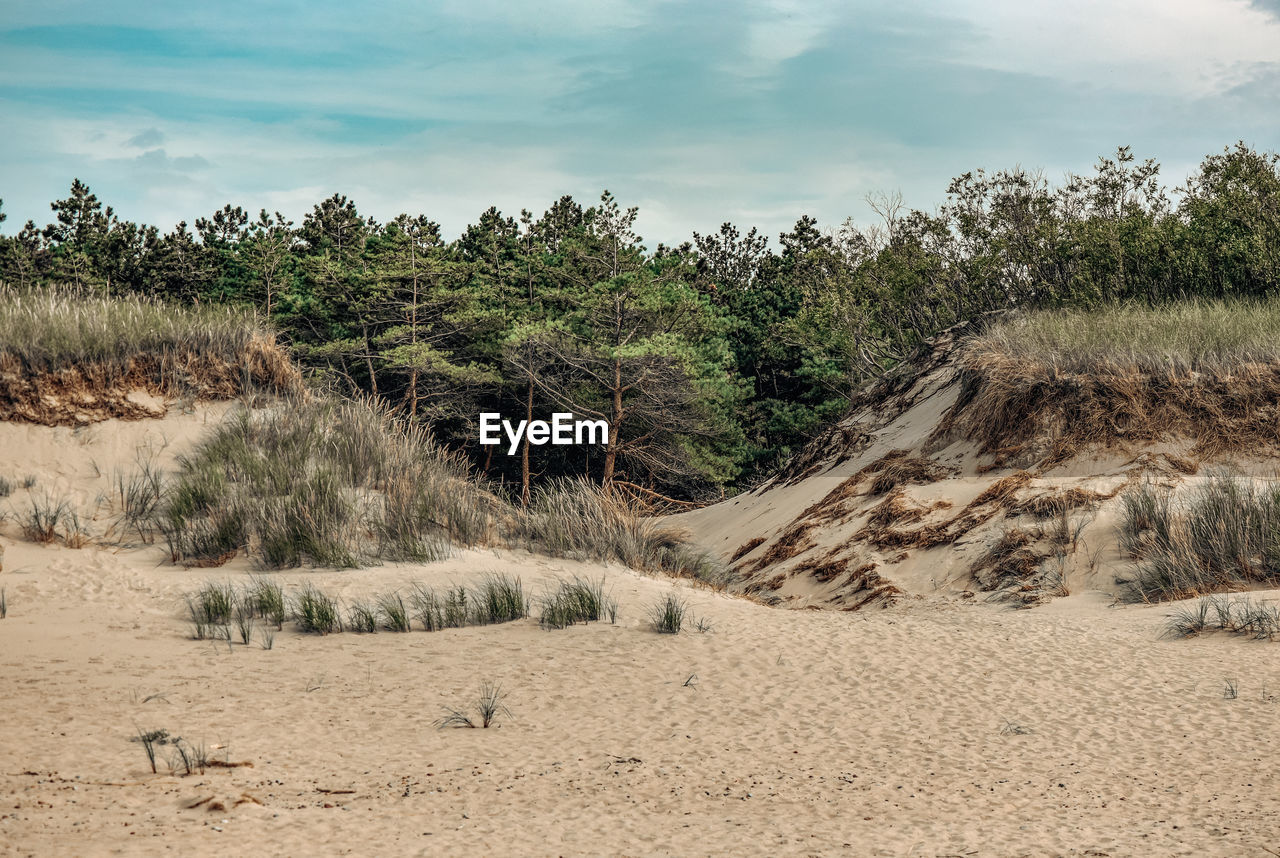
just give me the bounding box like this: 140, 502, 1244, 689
2, 408, 1280, 857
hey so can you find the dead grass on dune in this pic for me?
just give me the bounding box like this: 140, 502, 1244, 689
944, 300, 1280, 459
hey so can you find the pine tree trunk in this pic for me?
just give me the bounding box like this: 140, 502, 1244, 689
521, 375, 533, 506
601, 357, 623, 492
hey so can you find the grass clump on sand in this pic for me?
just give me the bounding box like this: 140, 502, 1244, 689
648, 592, 688, 634
157, 396, 494, 568
952, 299, 1280, 456
515, 479, 730, 589
1120, 471, 1280, 602
538, 576, 617, 629
185, 581, 237, 640
1164, 593, 1280, 641
436, 680, 510, 729
293, 583, 343, 635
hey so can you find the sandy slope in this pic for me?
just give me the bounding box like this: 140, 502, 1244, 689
2, 409, 1280, 857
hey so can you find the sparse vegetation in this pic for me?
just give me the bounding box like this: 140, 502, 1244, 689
436, 680, 510, 728
293, 583, 342, 635
346, 599, 378, 633
377, 590, 411, 632
0, 476, 11, 497
515, 479, 730, 588
1164, 593, 1280, 641
538, 576, 614, 630
111, 456, 163, 543
156, 396, 492, 569
20, 492, 70, 543
1120, 471, 1280, 602
649, 592, 687, 634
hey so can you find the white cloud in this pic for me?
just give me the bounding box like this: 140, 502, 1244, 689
942, 0, 1280, 97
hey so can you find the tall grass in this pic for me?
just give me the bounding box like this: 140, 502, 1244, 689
969, 298, 1280, 378
1120, 470, 1280, 602
515, 479, 730, 588
538, 576, 615, 629
0, 285, 278, 376
157, 396, 493, 568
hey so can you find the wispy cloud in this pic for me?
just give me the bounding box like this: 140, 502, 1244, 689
1, 1, 1277, 244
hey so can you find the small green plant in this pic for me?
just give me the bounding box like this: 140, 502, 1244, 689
169, 737, 209, 776
436, 680, 510, 728
538, 576, 611, 629
1, 587, 6, 619
21, 475, 36, 490
246, 576, 287, 629
649, 593, 687, 634
186, 581, 237, 640
346, 599, 378, 633
131, 727, 171, 774
234, 599, 254, 645
112, 458, 164, 543
443, 586, 469, 628
377, 591, 411, 632
293, 583, 341, 634
1224, 679, 1239, 700
0, 476, 11, 497
409, 584, 444, 632
21, 493, 69, 543
473, 573, 526, 624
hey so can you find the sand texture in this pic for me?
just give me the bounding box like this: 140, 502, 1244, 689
2, 407, 1279, 857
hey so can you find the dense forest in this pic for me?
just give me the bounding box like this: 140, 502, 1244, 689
1, 143, 1278, 500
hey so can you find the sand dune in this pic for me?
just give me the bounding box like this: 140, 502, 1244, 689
2, 401, 1280, 856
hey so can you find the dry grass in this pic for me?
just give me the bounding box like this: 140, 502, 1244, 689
515, 479, 730, 589
0, 285, 300, 424
948, 300, 1280, 457
1120, 470, 1280, 602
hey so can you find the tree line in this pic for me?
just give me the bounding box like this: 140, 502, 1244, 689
1, 142, 1278, 499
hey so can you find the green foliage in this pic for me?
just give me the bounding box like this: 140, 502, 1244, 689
7, 144, 1280, 493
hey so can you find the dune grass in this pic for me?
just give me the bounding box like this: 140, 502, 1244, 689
515, 479, 729, 588
968, 298, 1280, 378
1164, 594, 1280, 641
157, 396, 493, 568
954, 299, 1280, 455
1120, 471, 1280, 602
0, 285, 271, 374
648, 592, 688, 634
538, 576, 616, 629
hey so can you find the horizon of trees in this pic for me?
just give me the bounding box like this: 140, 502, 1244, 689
1, 141, 1278, 500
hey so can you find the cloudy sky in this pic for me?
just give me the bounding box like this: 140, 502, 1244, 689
1, 0, 1278, 245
